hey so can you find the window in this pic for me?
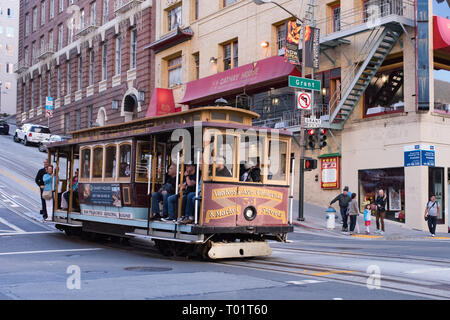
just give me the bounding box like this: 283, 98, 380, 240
207, 133, 237, 180
167, 5, 182, 32
32, 41, 36, 62
32, 7, 37, 32
238, 134, 264, 182
168, 56, 182, 87
115, 36, 122, 75
65, 113, 70, 133
5, 82, 11, 90
105, 145, 117, 179
93, 146, 104, 178
6, 44, 13, 56
40, 36, 45, 54
223, 40, 238, 71
50, 0, 54, 19
59, 0, 64, 13
6, 27, 13, 38
364, 68, 404, 116
41, 1, 46, 25
47, 71, 51, 97
31, 80, 34, 109
223, 0, 238, 7
332, 5, 340, 32
89, 49, 94, 85
136, 142, 151, 181
434, 68, 450, 112
80, 9, 85, 29
23, 85, 27, 113
48, 30, 53, 51
193, 52, 199, 80
6, 63, 14, 74
267, 140, 288, 182
87, 105, 93, 128
119, 144, 131, 178
25, 47, 29, 65
130, 28, 137, 69
192, 0, 199, 20
25, 13, 30, 36
276, 22, 287, 56
67, 61, 71, 95
103, 0, 109, 24
57, 67, 61, 98
58, 24, 63, 50
102, 42, 107, 80
75, 109, 81, 130
90, 1, 96, 26
80, 148, 91, 179
39, 76, 43, 106
77, 56, 82, 90
68, 20, 73, 43
7, 8, 14, 18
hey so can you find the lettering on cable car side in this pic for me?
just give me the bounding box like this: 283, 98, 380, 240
212, 186, 283, 201
206, 206, 240, 223
258, 206, 286, 223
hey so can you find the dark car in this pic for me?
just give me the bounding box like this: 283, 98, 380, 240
0, 120, 9, 135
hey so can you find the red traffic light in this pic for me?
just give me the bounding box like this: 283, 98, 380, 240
307, 129, 315, 135
320, 128, 328, 135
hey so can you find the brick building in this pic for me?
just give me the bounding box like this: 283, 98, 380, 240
15, 0, 154, 134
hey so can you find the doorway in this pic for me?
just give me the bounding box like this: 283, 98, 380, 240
429, 167, 445, 224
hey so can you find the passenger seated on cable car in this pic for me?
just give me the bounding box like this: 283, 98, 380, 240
151, 164, 177, 220
179, 178, 202, 225
119, 162, 131, 177
240, 161, 261, 182
61, 169, 79, 210
165, 162, 198, 223
214, 157, 232, 177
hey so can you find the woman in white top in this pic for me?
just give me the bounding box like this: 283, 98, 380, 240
424, 194, 440, 237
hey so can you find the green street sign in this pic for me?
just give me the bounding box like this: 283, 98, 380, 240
288, 76, 321, 91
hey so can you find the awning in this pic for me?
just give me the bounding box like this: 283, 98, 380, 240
146, 88, 179, 118
434, 15, 450, 54
144, 27, 194, 54
180, 55, 301, 105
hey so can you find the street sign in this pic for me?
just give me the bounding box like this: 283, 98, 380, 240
46, 109, 53, 118
404, 144, 435, 167
304, 115, 322, 128
296, 92, 311, 110
289, 76, 321, 91
45, 96, 54, 111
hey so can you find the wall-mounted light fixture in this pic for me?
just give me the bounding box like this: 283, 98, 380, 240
210, 57, 217, 64
260, 41, 269, 48
321, 87, 327, 96
382, 74, 388, 83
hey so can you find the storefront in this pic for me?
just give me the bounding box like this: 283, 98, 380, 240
358, 167, 405, 223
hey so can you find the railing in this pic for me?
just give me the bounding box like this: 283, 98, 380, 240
38, 44, 56, 60
253, 104, 330, 129
114, 0, 143, 14
315, 0, 414, 36
76, 20, 99, 37
14, 60, 30, 73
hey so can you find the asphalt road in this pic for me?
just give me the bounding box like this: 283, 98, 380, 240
1, 133, 449, 302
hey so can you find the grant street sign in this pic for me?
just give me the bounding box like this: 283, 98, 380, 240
288, 76, 321, 91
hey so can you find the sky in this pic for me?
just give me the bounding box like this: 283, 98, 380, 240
433, 0, 450, 18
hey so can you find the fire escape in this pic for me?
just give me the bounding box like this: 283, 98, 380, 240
254, 0, 415, 131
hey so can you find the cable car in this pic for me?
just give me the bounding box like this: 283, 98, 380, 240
47, 106, 294, 259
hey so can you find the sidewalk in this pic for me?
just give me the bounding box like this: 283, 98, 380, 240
291, 200, 450, 241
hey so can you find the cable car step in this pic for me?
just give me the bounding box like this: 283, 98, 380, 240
207, 241, 272, 259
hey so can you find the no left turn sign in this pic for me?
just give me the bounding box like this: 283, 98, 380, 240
296, 92, 312, 110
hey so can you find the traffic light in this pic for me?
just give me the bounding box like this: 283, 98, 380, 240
304, 158, 317, 171
307, 129, 316, 149
319, 128, 327, 149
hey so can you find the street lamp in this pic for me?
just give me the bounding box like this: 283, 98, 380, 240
253, 0, 308, 222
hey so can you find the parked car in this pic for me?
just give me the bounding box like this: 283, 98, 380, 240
0, 120, 9, 135
14, 124, 51, 146
38, 135, 70, 153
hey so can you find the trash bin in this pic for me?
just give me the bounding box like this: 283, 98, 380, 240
325, 207, 336, 229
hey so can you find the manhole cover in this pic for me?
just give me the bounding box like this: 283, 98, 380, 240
124, 266, 172, 272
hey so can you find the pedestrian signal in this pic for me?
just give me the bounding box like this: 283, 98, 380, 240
304, 158, 317, 171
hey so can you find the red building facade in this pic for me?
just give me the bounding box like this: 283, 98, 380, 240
16, 0, 155, 134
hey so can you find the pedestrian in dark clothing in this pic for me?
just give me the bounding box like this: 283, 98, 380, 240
330, 186, 352, 232
424, 194, 440, 237
35, 159, 49, 219
375, 189, 387, 234
348, 193, 360, 235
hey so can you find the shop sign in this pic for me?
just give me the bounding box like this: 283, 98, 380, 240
404, 144, 435, 167
321, 156, 340, 189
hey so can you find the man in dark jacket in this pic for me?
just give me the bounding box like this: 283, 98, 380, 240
151, 164, 177, 220
329, 186, 352, 232
35, 159, 49, 218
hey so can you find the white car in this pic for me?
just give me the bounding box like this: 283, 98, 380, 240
14, 124, 51, 146
38, 135, 68, 153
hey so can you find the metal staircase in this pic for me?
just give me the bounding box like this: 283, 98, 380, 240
326, 24, 403, 129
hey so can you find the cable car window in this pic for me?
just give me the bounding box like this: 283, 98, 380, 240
214, 134, 236, 178
80, 148, 91, 179
93, 146, 104, 178
229, 114, 243, 123
105, 145, 117, 179
268, 140, 287, 181
211, 112, 227, 121
239, 134, 264, 183
119, 143, 131, 178
136, 142, 151, 182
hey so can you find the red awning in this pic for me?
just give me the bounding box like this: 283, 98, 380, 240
180, 55, 301, 105
146, 88, 179, 118
434, 15, 450, 54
